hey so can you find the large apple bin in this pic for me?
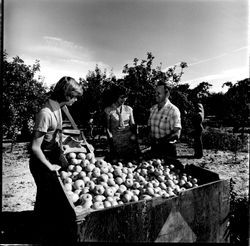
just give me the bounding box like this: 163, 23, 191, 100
51, 155, 230, 243
49, 108, 230, 243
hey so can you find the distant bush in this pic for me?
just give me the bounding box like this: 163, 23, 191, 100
229, 179, 249, 244
202, 128, 248, 152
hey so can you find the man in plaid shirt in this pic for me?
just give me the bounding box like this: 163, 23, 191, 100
148, 80, 181, 158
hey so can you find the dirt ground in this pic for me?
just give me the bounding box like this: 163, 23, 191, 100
2, 141, 249, 212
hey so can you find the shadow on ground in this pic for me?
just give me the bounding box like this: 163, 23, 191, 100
0, 211, 41, 243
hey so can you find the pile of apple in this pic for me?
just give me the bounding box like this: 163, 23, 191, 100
59, 152, 199, 213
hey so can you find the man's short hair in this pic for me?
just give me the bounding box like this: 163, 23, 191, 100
156, 80, 172, 93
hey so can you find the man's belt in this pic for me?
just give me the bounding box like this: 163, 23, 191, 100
151, 136, 177, 145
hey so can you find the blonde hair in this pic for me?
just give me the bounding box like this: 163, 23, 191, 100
50, 76, 83, 102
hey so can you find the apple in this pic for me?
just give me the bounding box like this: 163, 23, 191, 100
122, 167, 128, 174
87, 171, 93, 178
105, 196, 114, 203
82, 176, 90, 183
85, 163, 95, 172
181, 175, 188, 182
77, 152, 86, 160
60, 171, 69, 180
166, 179, 175, 189
70, 158, 78, 165
127, 162, 133, 168
124, 179, 133, 188
147, 165, 155, 173
179, 179, 186, 186
117, 162, 123, 168
140, 194, 152, 200
74, 165, 82, 173
73, 179, 85, 190
127, 173, 133, 180
92, 167, 101, 177
169, 164, 175, 170
82, 159, 90, 168
131, 195, 139, 202
122, 193, 132, 203
132, 182, 140, 189
153, 159, 162, 166
107, 172, 114, 179
85, 180, 95, 191
85, 152, 93, 160
68, 152, 77, 159
64, 177, 73, 184
168, 191, 176, 197
115, 177, 123, 185
100, 173, 109, 183
154, 169, 163, 176
100, 166, 109, 174
94, 185, 105, 195
119, 184, 127, 192
82, 200, 93, 209
81, 187, 90, 194
92, 201, 104, 210
68, 164, 75, 172
162, 192, 170, 198
146, 182, 153, 188
70, 193, 79, 203
153, 193, 161, 198
132, 189, 140, 196
110, 200, 118, 207
186, 181, 193, 188
154, 187, 162, 193
141, 168, 148, 176
103, 200, 112, 208
78, 171, 87, 179
191, 178, 198, 184
174, 186, 181, 194
160, 182, 167, 190
114, 168, 123, 177
80, 193, 93, 202
107, 178, 116, 186
93, 195, 106, 202
75, 205, 85, 214
152, 180, 159, 188
64, 183, 72, 191
146, 187, 154, 196
71, 172, 79, 181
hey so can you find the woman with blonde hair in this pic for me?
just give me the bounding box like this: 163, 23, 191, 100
29, 76, 83, 242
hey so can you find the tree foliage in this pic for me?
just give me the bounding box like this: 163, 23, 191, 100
2, 51, 48, 141
3, 51, 249, 144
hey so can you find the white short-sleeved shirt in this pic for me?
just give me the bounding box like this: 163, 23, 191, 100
33, 99, 62, 150
104, 104, 133, 133
148, 100, 181, 139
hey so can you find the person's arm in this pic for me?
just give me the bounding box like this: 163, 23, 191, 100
105, 110, 113, 140
163, 108, 181, 142
31, 131, 60, 171
163, 127, 181, 142
129, 107, 138, 134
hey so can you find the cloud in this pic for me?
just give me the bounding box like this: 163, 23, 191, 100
43, 36, 84, 50
181, 66, 248, 92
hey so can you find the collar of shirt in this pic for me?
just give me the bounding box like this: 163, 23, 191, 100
154, 99, 171, 112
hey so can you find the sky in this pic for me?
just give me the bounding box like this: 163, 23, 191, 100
4, 0, 249, 92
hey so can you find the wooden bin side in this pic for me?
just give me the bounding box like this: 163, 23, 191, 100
75, 179, 230, 243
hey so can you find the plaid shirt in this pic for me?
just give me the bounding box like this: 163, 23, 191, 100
148, 100, 181, 139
